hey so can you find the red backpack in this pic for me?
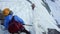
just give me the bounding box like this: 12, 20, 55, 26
8, 16, 24, 33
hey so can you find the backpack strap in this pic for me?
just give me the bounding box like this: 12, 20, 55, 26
11, 16, 14, 21
9, 16, 15, 24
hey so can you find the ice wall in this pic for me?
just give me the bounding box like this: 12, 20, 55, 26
0, 0, 60, 34
44, 0, 60, 25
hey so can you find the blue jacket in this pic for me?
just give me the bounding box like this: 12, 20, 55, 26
4, 15, 24, 29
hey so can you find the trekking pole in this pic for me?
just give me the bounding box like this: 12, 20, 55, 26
23, 24, 33, 26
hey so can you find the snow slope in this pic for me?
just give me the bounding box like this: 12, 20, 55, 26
45, 0, 60, 25
0, 0, 60, 34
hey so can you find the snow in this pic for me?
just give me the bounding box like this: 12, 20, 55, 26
0, 0, 60, 34
45, 0, 60, 25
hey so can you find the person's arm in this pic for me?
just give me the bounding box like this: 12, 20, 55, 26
14, 16, 25, 25
4, 18, 8, 30
4, 15, 12, 30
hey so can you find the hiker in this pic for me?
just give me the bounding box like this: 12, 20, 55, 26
3, 8, 30, 34
31, 3, 35, 10
27, 0, 35, 10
